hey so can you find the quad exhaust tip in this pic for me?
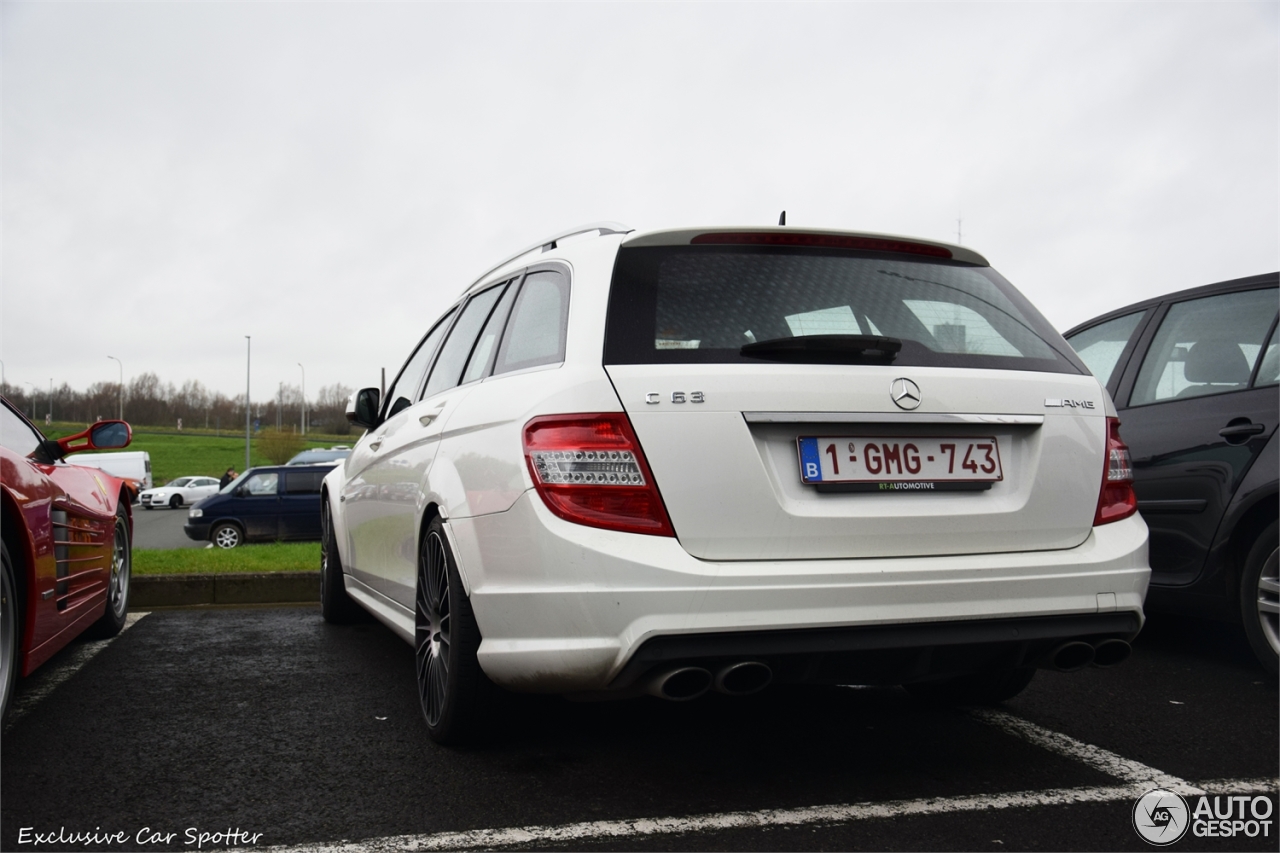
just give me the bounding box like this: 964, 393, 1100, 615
714, 661, 773, 696
1043, 640, 1095, 672
1091, 638, 1132, 668
645, 666, 712, 701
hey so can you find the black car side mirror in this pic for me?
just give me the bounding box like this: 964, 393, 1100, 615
346, 387, 381, 429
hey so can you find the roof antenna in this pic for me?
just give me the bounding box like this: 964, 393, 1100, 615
778, 210, 786, 226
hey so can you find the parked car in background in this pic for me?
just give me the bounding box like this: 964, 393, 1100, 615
286, 447, 351, 466
1065, 272, 1278, 674
1, 398, 135, 719
184, 464, 336, 549
321, 222, 1150, 743
139, 476, 221, 510
71, 449, 153, 501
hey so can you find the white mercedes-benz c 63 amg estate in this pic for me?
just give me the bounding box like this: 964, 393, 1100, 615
321, 223, 1150, 743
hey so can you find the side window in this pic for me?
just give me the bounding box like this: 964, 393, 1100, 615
385, 308, 457, 420
1254, 322, 1279, 388
1065, 311, 1145, 389
461, 279, 519, 385
422, 283, 508, 399
243, 472, 279, 496
0, 401, 42, 457
493, 270, 570, 375
1130, 289, 1278, 405
282, 470, 326, 494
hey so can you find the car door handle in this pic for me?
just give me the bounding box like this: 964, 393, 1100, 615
368, 439, 383, 452
1219, 421, 1265, 442
419, 406, 446, 427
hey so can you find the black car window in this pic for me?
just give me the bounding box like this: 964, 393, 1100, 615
422, 283, 507, 399
1254, 322, 1279, 387
461, 279, 520, 385
493, 269, 570, 375
1130, 288, 1278, 405
0, 400, 41, 457
1065, 311, 1145, 389
283, 470, 327, 494
385, 308, 457, 420
243, 472, 279, 496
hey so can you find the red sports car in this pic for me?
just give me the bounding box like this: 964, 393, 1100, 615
1, 397, 135, 718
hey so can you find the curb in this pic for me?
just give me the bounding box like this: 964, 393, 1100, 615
132, 572, 320, 608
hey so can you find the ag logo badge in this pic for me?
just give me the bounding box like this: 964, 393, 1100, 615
1133, 788, 1190, 846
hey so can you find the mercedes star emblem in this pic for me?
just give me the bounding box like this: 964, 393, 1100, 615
891, 377, 921, 410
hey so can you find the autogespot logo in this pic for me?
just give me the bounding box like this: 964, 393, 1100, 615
1133, 789, 1190, 846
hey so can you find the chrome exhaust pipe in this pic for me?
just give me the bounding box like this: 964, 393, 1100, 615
713, 661, 772, 696
1040, 640, 1096, 672
1091, 638, 1132, 668
644, 666, 712, 701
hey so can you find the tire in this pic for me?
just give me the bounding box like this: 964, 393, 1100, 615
415, 517, 490, 744
1240, 520, 1279, 676
320, 500, 365, 624
169, 495, 182, 509
1, 541, 20, 721
904, 666, 1037, 705
142, 504, 153, 511
212, 522, 242, 549
84, 504, 130, 640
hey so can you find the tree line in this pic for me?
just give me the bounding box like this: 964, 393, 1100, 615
0, 374, 355, 436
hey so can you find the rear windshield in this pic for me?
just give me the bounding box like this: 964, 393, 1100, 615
605, 246, 1084, 373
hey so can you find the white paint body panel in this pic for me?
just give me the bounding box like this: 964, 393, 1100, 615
322, 225, 1151, 695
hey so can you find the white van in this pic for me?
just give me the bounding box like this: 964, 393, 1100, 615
73, 450, 153, 495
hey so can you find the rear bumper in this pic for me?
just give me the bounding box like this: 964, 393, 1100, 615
451, 491, 1150, 693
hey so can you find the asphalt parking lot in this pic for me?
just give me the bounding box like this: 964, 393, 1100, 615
132, 502, 206, 550
2, 606, 1275, 852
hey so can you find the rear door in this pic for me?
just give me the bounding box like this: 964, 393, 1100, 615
1111, 284, 1278, 585
603, 237, 1106, 561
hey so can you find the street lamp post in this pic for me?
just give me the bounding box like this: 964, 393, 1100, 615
245, 336, 252, 471
297, 363, 306, 435
107, 356, 123, 420
48, 378, 53, 423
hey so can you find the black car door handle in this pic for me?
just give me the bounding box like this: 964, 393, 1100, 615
1219, 422, 1265, 439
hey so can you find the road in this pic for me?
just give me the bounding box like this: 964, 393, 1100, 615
132, 502, 207, 549
2, 608, 1275, 851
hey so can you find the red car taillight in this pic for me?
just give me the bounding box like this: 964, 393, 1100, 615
1094, 416, 1137, 526
524, 413, 675, 537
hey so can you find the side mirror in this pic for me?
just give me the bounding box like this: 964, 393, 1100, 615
346, 388, 381, 429
56, 420, 133, 457
234, 485, 248, 498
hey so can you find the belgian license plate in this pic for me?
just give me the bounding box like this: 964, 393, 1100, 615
797, 436, 1003, 492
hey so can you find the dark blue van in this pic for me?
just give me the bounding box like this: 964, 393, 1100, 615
184, 464, 335, 549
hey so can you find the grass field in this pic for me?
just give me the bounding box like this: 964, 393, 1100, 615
46, 422, 359, 484
133, 542, 320, 575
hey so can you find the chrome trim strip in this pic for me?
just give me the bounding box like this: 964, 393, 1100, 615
742, 411, 1045, 425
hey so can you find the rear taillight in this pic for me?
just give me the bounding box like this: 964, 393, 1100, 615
1094, 416, 1137, 526
524, 413, 675, 537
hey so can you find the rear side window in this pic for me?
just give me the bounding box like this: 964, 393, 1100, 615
283, 470, 327, 494
1066, 311, 1146, 388
493, 270, 570, 375
1130, 288, 1278, 405
604, 247, 1082, 373
422, 282, 508, 399
1255, 323, 1279, 387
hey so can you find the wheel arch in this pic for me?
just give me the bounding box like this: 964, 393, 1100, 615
417, 502, 473, 595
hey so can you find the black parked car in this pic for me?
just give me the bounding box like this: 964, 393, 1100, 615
1065, 273, 1278, 673
184, 464, 336, 549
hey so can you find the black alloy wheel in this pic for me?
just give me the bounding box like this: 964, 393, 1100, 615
414, 517, 487, 744
169, 494, 182, 509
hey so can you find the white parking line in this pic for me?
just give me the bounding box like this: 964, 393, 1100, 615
266, 777, 1279, 852
264, 708, 1275, 852
968, 708, 1190, 788
3, 611, 149, 733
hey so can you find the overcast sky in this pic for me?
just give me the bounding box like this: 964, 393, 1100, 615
2, 1, 1277, 404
